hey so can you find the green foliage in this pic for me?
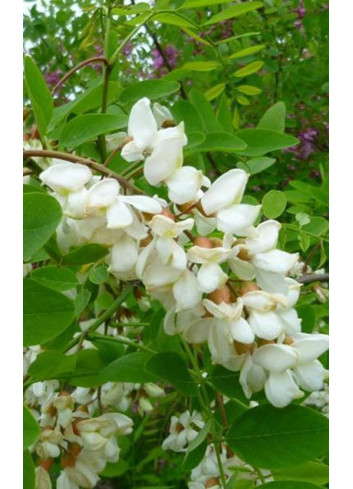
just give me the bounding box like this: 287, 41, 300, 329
31, 265, 79, 291
24, 56, 53, 137
226, 405, 329, 469
23, 405, 40, 449
23, 193, 62, 262
146, 351, 197, 396
23, 450, 35, 489
262, 190, 287, 218
23, 279, 75, 346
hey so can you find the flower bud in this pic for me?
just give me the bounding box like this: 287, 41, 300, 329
239, 281, 260, 295
208, 285, 232, 304
193, 237, 213, 248
234, 341, 255, 355
205, 477, 220, 488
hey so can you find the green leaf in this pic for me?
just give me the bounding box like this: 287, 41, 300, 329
28, 350, 77, 380
237, 85, 262, 96
100, 352, 157, 383
183, 440, 207, 471
89, 265, 109, 285
234, 129, 299, 156
210, 365, 249, 404
262, 190, 287, 218
302, 217, 329, 237
24, 56, 53, 137
299, 232, 311, 252
23, 193, 62, 262
226, 405, 329, 469
236, 95, 250, 106
186, 132, 206, 149
273, 462, 329, 485
90, 336, 125, 363
244, 157, 276, 174
205, 83, 226, 101
24, 279, 75, 346
217, 94, 233, 133
74, 289, 92, 316
296, 213, 311, 227
257, 483, 322, 489
153, 12, 198, 28
49, 82, 121, 130
204, 2, 263, 25
23, 405, 40, 449
185, 421, 211, 456
69, 349, 108, 387
146, 352, 197, 396
171, 99, 204, 133
31, 266, 78, 291
62, 244, 109, 266
100, 459, 130, 478
180, 0, 234, 8
189, 89, 224, 133
227, 45, 265, 60
120, 80, 180, 105
194, 132, 247, 153
258, 102, 286, 133
181, 61, 221, 72
23, 450, 35, 489
233, 61, 264, 77
60, 114, 128, 148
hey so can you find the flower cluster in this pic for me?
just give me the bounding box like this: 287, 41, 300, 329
32, 391, 133, 489
38, 97, 329, 411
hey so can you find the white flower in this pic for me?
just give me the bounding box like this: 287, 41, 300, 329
187, 244, 232, 293
121, 98, 187, 186
162, 411, 204, 452
35, 466, 52, 489
200, 169, 260, 235
40, 162, 92, 196
165, 166, 209, 205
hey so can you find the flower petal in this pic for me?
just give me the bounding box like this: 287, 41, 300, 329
173, 270, 202, 311
230, 318, 255, 344
121, 195, 162, 214
292, 334, 329, 363
253, 343, 298, 371
265, 370, 303, 408
40, 163, 92, 195
216, 204, 261, 235
109, 235, 139, 273
127, 97, 158, 150
248, 310, 284, 340
87, 179, 120, 210
197, 263, 228, 293
253, 250, 299, 274
121, 140, 145, 162
106, 199, 133, 229
200, 169, 249, 216
144, 138, 184, 185
293, 360, 325, 392
245, 220, 281, 254
166, 166, 203, 205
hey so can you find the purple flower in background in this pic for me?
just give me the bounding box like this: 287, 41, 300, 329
294, 0, 306, 18
123, 41, 133, 57
93, 44, 103, 56
286, 127, 318, 160
45, 69, 62, 86
151, 45, 179, 71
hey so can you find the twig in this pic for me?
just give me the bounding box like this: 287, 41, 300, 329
298, 273, 329, 285
23, 149, 143, 194
52, 57, 109, 93
215, 391, 228, 427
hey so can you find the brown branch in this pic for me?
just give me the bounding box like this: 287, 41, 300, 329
23, 149, 143, 194
52, 56, 109, 93
215, 391, 228, 427
298, 273, 329, 285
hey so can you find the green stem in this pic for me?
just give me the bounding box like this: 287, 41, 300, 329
89, 333, 156, 354
181, 339, 227, 489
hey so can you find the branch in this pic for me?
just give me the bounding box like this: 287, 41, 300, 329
298, 273, 329, 285
52, 56, 109, 93
23, 149, 143, 194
